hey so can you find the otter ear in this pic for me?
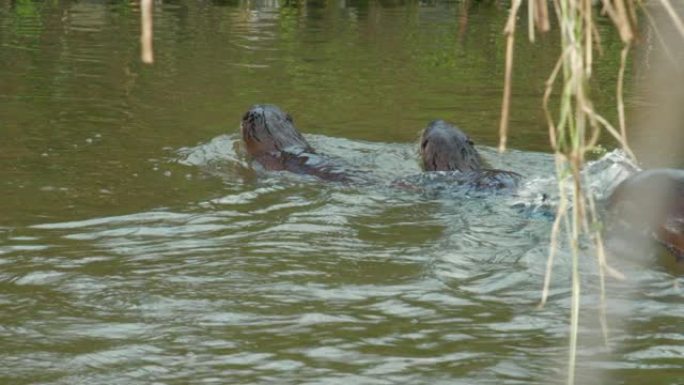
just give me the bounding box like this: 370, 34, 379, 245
285, 113, 294, 123
466, 137, 474, 146
421, 139, 429, 150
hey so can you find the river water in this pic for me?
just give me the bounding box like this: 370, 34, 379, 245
1, 0, 682, 384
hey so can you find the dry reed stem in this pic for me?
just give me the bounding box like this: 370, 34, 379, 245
587, 190, 627, 341
539, 155, 569, 307
141, 0, 154, 64
603, 0, 636, 42
568, 171, 581, 385
585, 0, 594, 75
581, 106, 636, 159
498, 0, 522, 153
617, 44, 632, 157
591, 18, 604, 56
531, 1, 626, 383
529, 0, 536, 42
501, 0, 684, 384
535, 0, 551, 32
587, 194, 609, 345
563, 148, 587, 385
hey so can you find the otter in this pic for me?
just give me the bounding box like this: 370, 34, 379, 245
240, 104, 349, 182
240, 106, 520, 191
413, 120, 522, 191
420, 120, 483, 172
605, 168, 684, 263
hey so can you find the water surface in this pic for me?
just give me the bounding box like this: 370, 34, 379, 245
1, 1, 682, 384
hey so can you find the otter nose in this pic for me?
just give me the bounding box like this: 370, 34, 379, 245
242, 108, 259, 122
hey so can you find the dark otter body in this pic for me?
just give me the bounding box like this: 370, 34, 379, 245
420, 120, 483, 172
606, 168, 684, 263
240, 107, 519, 191
240, 104, 349, 182
414, 120, 521, 192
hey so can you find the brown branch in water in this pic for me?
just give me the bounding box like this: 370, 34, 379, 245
141, 0, 154, 64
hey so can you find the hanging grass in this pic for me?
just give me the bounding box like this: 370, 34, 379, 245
497, 1, 683, 384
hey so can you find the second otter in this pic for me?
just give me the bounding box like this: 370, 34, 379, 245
416, 120, 522, 191
420, 120, 483, 172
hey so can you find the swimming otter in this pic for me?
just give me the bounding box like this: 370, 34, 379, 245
240, 107, 520, 191
240, 104, 349, 182
420, 120, 483, 172
414, 120, 522, 191
605, 168, 684, 263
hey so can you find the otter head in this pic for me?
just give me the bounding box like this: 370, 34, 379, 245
420, 120, 483, 172
240, 104, 314, 161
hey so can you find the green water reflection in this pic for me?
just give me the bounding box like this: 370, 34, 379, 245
1, 0, 638, 224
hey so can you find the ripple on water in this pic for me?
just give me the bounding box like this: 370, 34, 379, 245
3, 0, 683, 383
4, 134, 683, 385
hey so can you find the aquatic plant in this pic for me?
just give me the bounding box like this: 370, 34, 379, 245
498, 1, 684, 384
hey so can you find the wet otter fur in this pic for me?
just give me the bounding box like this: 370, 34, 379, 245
416, 120, 521, 191
240, 104, 349, 182
605, 168, 684, 264
240, 107, 520, 191
420, 120, 483, 172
